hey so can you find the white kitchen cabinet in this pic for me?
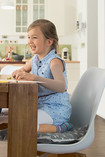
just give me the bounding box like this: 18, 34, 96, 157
16, 0, 28, 33
16, 0, 45, 33
0, 0, 77, 37
19, 0, 65, 36
0, 0, 68, 36
0, 0, 45, 35
66, 61, 80, 95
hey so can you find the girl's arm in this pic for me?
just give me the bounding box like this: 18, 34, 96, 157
20, 60, 32, 72
34, 58, 66, 93
12, 58, 66, 93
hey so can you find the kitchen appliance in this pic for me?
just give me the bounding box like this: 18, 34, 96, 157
62, 47, 69, 60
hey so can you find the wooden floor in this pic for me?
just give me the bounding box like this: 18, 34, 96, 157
79, 116, 105, 157
0, 116, 105, 157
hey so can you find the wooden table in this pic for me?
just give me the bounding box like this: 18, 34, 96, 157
0, 75, 38, 157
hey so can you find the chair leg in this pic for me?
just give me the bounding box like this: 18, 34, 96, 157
37, 152, 86, 157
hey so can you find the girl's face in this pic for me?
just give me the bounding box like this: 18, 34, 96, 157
28, 27, 53, 59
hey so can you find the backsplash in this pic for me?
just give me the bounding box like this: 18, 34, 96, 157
0, 44, 28, 58
0, 43, 71, 60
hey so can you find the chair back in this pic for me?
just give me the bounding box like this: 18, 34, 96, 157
70, 67, 105, 127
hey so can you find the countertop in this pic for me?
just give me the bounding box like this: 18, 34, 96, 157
0, 60, 80, 64
23, 59, 80, 63
0, 61, 26, 64
65, 60, 80, 63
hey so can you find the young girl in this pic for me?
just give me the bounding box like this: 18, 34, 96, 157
12, 19, 72, 133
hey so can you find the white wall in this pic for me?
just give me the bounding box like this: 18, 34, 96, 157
45, 0, 65, 36
76, 0, 87, 77
87, 0, 105, 119
59, 0, 87, 78
97, 0, 105, 119
45, 0, 77, 37
98, 0, 105, 68
87, 0, 98, 68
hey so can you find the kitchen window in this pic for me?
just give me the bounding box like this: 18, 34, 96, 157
16, 0, 45, 33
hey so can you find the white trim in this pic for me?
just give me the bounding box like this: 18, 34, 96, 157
98, 0, 105, 68
87, 0, 98, 68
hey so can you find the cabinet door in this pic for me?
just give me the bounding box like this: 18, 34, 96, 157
16, 0, 45, 33
16, 0, 65, 35
33, 0, 45, 21
16, 0, 28, 33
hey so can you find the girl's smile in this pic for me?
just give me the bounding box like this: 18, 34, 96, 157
28, 27, 53, 60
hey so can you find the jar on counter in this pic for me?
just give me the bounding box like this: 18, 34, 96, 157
8, 47, 14, 61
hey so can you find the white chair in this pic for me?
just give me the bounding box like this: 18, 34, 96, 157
0, 65, 22, 74
37, 67, 105, 157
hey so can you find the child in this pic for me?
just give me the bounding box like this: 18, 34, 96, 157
12, 19, 72, 133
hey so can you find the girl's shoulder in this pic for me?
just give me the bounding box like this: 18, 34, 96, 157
49, 53, 65, 66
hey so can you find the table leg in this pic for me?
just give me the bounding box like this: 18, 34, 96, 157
8, 83, 38, 157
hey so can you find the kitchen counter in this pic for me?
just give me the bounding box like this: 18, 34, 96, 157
65, 60, 80, 63
23, 59, 80, 64
0, 61, 26, 64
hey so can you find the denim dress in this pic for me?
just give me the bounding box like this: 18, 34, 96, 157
32, 49, 72, 125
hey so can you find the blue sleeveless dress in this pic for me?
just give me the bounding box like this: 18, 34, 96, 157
32, 49, 72, 125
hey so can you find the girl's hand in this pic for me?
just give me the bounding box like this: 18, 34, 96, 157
12, 71, 35, 81
12, 69, 21, 79
12, 61, 32, 79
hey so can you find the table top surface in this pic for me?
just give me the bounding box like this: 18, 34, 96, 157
0, 74, 11, 80
0, 74, 44, 85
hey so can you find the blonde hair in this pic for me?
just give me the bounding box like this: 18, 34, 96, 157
27, 19, 58, 52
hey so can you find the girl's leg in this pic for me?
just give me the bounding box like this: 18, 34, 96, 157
37, 110, 73, 133
38, 110, 57, 133
38, 124, 57, 133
